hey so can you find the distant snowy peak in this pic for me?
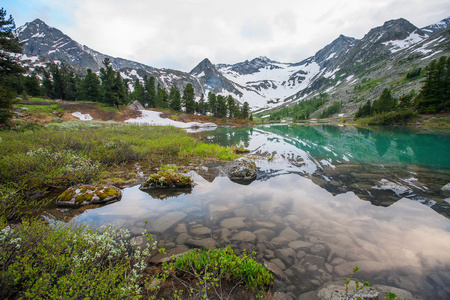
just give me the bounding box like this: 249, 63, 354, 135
15, 19, 156, 72
362, 18, 424, 45
190, 58, 215, 76
422, 16, 450, 34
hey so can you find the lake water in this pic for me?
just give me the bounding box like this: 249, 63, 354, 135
72, 125, 450, 299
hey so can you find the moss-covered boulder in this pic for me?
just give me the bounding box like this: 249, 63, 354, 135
140, 169, 193, 190
223, 157, 257, 182
56, 184, 122, 206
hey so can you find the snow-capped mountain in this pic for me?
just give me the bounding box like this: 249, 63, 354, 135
14, 16, 450, 112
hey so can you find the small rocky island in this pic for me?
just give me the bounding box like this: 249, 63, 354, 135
56, 184, 122, 206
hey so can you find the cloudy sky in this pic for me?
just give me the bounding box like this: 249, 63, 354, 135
3, 0, 450, 72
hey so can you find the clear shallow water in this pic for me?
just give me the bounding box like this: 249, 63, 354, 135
72, 125, 450, 299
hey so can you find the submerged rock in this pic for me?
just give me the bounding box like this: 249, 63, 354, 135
441, 183, 450, 197
223, 157, 257, 182
56, 184, 121, 206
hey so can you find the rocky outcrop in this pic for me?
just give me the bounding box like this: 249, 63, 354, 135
222, 157, 257, 182
56, 184, 121, 206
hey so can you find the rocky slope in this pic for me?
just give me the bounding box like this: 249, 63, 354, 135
14, 16, 450, 113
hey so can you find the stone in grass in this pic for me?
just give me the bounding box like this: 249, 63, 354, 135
56, 184, 121, 206
140, 169, 193, 190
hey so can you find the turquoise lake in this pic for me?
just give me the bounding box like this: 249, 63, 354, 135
70, 125, 450, 299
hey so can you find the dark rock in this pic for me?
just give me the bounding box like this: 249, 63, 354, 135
222, 157, 257, 182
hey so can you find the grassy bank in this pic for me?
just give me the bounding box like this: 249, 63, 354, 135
0, 121, 238, 221
0, 120, 276, 299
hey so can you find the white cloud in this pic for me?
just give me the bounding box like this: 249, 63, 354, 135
5, 0, 450, 72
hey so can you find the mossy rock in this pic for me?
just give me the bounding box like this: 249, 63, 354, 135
140, 169, 193, 190
56, 184, 121, 206
223, 157, 257, 182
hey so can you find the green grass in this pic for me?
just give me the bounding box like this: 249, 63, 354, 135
0, 121, 237, 221
16, 104, 63, 115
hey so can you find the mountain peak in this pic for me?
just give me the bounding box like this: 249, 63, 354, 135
190, 58, 214, 75
422, 16, 450, 34
362, 17, 421, 44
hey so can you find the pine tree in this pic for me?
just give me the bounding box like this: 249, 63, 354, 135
416, 56, 450, 113
169, 86, 181, 111
182, 83, 195, 113
81, 69, 101, 102
22, 74, 40, 96
372, 88, 396, 114
355, 100, 372, 118
226, 95, 236, 118
241, 102, 250, 119
198, 94, 205, 114
208, 92, 217, 116
216, 95, 227, 118
0, 8, 25, 124
132, 78, 145, 103
99, 58, 116, 105
144, 75, 156, 108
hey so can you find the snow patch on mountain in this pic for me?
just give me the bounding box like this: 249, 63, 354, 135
382, 31, 427, 53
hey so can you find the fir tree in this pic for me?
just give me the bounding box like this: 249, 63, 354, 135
0, 8, 24, 124
216, 95, 227, 118
81, 69, 101, 102
241, 102, 250, 119
372, 88, 396, 114
169, 86, 181, 111
132, 78, 145, 103
144, 75, 156, 108
182, 83, 195, 113
22, 74, 41, 96
226, 95, 236, 118
208, 92, 217, 116
415, 56, 450, 113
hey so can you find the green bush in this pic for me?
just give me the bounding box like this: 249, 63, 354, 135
0, 219, 156, 299
368, 109, 418, 125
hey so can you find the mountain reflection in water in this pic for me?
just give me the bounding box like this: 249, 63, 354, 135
73, 125, 450, 298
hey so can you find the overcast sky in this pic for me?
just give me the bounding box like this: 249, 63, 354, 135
3, 0, 450, 72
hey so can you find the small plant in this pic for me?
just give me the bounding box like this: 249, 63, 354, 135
344, 266, 370, 300
149, 246, 274, 299
385, 291, 398, 299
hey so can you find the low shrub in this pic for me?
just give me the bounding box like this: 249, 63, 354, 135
368, 109, 418, 125
0, 219, 157, 299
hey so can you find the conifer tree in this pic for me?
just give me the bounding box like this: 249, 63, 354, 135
0, 8, 24, 124
81, 69, 101, 102
241, 102, 250, 119
169, 86, 181, 111
132, 78, 145, 103
415, 56, 450, 113
216, 95, 227, 117
208, 92, 217, 116
182, 83, 195, 113
144, 75, 156, 107
226, 95, 236, 118
372, 88, 396, 114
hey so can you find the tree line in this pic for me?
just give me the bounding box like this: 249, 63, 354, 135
355, 56, 450, 119
0, 8, 251, 124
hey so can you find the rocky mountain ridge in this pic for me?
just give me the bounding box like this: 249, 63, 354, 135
14, 16, 450, 113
